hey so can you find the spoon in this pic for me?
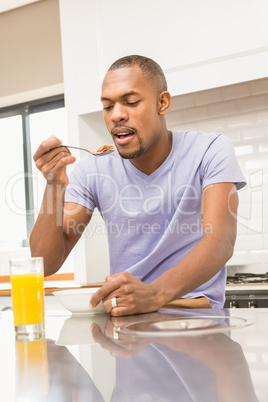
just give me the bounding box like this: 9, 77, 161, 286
62, 144, 114, 156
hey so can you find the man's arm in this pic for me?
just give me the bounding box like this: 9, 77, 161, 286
29, 136, 92, 276
153, 182, 238, 304
90, 182, 238, 315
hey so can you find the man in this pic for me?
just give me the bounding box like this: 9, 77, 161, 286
30, 55, 246, 316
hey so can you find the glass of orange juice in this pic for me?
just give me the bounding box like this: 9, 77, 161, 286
10, 257, 45, 339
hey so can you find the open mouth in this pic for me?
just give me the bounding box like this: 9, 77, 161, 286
112, 129, 135, 145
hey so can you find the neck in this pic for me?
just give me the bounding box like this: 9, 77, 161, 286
130, 129, 172, 175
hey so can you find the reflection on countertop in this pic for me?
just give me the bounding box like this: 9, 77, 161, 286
0, 300, 267, 401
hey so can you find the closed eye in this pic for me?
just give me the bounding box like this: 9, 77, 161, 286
103, 100, 140, 111
103, 105, 113, 111
127, 100, 140, 106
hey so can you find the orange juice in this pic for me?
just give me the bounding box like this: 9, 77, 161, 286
10, 272, 44, 326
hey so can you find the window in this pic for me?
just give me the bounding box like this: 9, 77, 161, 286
0, 95, 67, 248
0, 115, 26, 246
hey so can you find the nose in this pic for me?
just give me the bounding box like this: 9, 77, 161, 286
111, 103, 128, 123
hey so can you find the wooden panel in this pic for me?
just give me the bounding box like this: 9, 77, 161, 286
0, 273, 74, 283
0, 273, 103, 296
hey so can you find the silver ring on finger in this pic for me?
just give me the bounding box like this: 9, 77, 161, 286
111, 297, 117, 309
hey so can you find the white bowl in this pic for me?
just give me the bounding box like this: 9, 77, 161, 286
52, 288, 106, 316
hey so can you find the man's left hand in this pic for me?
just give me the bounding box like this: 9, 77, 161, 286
90, 271, 161, 316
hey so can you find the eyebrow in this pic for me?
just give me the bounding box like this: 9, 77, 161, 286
100, 91, 139, 102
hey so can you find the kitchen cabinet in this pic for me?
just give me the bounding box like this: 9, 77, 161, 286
59, 0, 268, 115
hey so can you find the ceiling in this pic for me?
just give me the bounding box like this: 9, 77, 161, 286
0, 0, 41, 13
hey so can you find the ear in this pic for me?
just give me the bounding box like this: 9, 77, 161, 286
158, 91, 171, 115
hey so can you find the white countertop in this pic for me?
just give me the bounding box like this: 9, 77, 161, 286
0, 296, 267, 401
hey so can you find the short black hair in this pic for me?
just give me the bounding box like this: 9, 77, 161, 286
108, 55, 167, 94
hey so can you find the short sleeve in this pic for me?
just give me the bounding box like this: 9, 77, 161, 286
65, 160, 96, 212
201, 134, 246, 190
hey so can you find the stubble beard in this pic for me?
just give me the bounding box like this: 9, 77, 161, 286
116, 135, 145, 160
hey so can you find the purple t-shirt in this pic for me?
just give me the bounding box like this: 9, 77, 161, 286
65, 131, 246, 308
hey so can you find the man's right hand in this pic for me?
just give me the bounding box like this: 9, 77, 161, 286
33, 136, 76, 186
30, 136, 91, 276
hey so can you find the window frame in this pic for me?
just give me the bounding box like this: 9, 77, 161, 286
0, 95, 64, 246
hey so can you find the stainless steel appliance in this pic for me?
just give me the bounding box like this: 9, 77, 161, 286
225, 273, 268, 308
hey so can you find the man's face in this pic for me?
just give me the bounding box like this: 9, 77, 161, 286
101, 66, 162, 160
